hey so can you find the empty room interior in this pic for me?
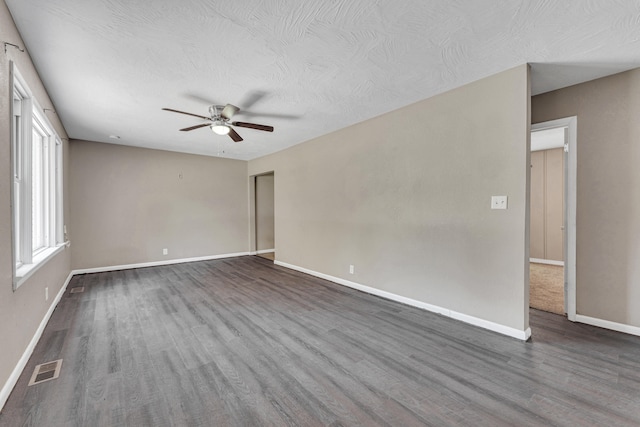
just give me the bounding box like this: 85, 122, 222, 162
1, 1, 640, 425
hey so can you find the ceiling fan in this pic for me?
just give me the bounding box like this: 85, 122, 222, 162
162, 104, 274, 142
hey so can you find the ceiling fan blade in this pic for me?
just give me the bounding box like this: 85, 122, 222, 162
232, 121, 274, 132
184, 93, 220, 106
236, 111, 301, 120
180, 123, 211, 131
221, 104, 240, 120
239, 90, 268, 110
162, 108, 209, 120
228, 128, 243, 142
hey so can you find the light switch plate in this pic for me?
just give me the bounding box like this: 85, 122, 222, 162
491, 196, 508, 210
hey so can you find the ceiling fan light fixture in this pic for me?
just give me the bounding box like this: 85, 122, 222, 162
211, 123, 230, 135
163, 105, 272, 144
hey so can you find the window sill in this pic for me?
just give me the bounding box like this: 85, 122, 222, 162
15, 242, 70, 290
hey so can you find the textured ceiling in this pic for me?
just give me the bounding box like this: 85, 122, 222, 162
5, 0, 640, 160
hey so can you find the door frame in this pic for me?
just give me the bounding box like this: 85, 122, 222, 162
249, 171, 275, 256
531, 116, 577, 321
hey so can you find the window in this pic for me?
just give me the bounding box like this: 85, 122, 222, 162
31, 114, 50, 254
11, 63, 64, 288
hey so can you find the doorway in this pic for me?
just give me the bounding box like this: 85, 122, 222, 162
530, 117, 577, 320
252, 172, 275, 261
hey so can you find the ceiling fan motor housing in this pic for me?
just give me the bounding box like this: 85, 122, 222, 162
163, 103, 272, 142
209, 105, 225, 119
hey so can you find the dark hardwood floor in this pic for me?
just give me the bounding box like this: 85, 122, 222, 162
2, 256, 640, 426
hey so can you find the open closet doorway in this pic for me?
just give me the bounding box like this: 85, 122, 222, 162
530, 117, 577, 320
254, 172, 275, 261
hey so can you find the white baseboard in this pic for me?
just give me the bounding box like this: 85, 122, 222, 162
256, 248, 275, 254
530, 258, 564, 266
274, 261, 531, 341
72, 251, 251, 275
575, 314, 640, 337
0, 271, 73, 411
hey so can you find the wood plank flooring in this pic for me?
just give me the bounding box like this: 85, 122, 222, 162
257, 252, 275, 261
2, 256, 640, 426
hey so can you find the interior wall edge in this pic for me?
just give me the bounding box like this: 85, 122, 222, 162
1, 0, 73, 410
70, 251, 251, 275
275, 260, 531, 341
575, 314, 640, 337
531, 68, 640, 327
0, 271, 73, 412
256, 249, 275, 254
69, 140, 250, 270
250, 64, 530, 332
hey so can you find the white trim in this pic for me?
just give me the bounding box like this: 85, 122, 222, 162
0, 271, 73, 411
11, 63, 63, 289
575, 315, 640, 337
531, 116, 577, 321
11, 63, 34, 271
249, 176, 256, 254
14, 244, 66, 288
275, 261, 531, 341
530, 258, 564, 266
71, 252, 250, 275
256, 248, 275, 255
450, 311, 531, 341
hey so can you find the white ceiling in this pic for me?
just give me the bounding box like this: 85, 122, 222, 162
6, 0, 640, 160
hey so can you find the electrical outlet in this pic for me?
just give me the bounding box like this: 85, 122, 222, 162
163, 248, 168, 255
491, 196, 508, 210
45, 287, 49, 301
349, 265, 354, 274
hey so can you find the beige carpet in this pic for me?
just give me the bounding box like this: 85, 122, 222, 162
530, 263, 564, 315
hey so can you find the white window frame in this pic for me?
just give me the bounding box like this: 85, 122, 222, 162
11, 62, 65, 290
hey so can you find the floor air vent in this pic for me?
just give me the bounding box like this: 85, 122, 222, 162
28, 359, 62, 386
70, 287, 85, 294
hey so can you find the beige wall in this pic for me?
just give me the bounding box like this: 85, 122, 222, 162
69, 140, 249, 270
250, 65, 531, 332
532, 68, 640, 327
255, 173, 275, 251
0, 0, 72, 404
